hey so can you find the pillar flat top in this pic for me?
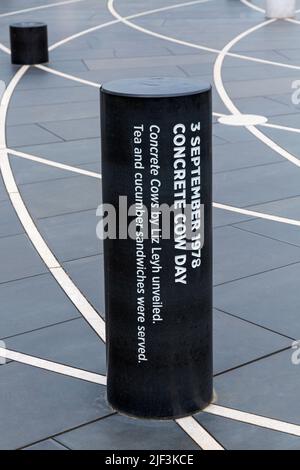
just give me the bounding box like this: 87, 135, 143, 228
101, 77, 211, 98
10, 22, 47, 28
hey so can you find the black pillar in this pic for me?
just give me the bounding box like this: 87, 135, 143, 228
10, 22, 49, 65
100, 77, 213, 419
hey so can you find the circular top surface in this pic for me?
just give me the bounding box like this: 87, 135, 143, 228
101, 77, 211, 98
10, 21, 46, 28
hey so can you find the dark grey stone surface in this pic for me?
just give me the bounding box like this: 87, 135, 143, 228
214, 349, 300, 425
0, 362, 111, 450
55, 414, 199, 450
214, 261, 300, 338
24, 439, 68, 451
6, 318, 106, 375
7, 123, 63, 148
64, 255, 105, 316
214, 226, 300, 285
0, 234, 47, 284
195, 412, 300, 450
37, 209, 102, 263
0, 200, 24, 238
19, 174, 101, 218
0, 273, 79, 339
214, 309, 289, 375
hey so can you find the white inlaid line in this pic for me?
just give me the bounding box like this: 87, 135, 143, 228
206, 404, 300, 437
176, 417, 224, 450
240, 0, 265, 13
213, 202, 300, 227
8, 148, 101, 179
8, 146, 300, 228
0, 66, 106, 342
35, 64, 101, 88
0, 346, 106, 385
108, 0, 300, 72
213, 19, 300, 167
0, 0, 86, 19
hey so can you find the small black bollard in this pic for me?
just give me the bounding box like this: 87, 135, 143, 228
100, 77, 213, 419
10, 22, 49, 65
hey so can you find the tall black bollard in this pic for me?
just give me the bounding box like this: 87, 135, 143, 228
100, 77, 213, 419
10, 22, 49, 65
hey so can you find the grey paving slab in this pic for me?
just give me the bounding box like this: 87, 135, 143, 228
195, 413, 300, 450
0, 362, 111, 450
225, 76, 298, 99
214, 262, 300, 339
67, 65, 188, 86
50, 47, 116, 61
64, 255, 105, 316
222, 64, 299, 84
213, 226, 300, 285
232, 96, 294, 118
24, 439, 68, 451
0, 234, 47, 284
7, 123, 63, 148
40, 117, 100, 141
235, 219, 300, 248
37, 209, 102, 262
0, 200, 23, 238
55, 414, 199, 450
258, 126, 300, 158
84, 53, 215, 71
0, 273, 79, 340
214, 162, 300, 207
213, 207, 254, 228
10, 85, 98, 108
249, 195, 300, 220
19, 175, 101, 218
16, 68, 83, 90
10, 156, 100, 186
214, 309, 289, 375
0, 177, 8, 203
214, 349, 300, 425
7, 100, 99, 126
213, 123, 256, 144
269, 93, 300, 113
6, 318, 106, 375
213, 140, 282, 174
12, 138, 100, 167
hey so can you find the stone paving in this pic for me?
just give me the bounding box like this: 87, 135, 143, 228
1, 0, 300, 450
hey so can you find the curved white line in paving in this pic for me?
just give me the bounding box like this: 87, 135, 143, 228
8, 148, 102, 179
9, 146, 300, 227
0, 346, 106, 385
35, 64, 101, 88
214, 202, 300, 227
0, 0, 85, 18
108, 0, 300, 72
0, 0, 298, 449
49, 0, 212, 51
214, 111, 300, 135
213, 20, 300, 167
176, 417, 224, 450
206, 404, 300, 438
240, 0, 265, 13
0, 66, 106, 342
